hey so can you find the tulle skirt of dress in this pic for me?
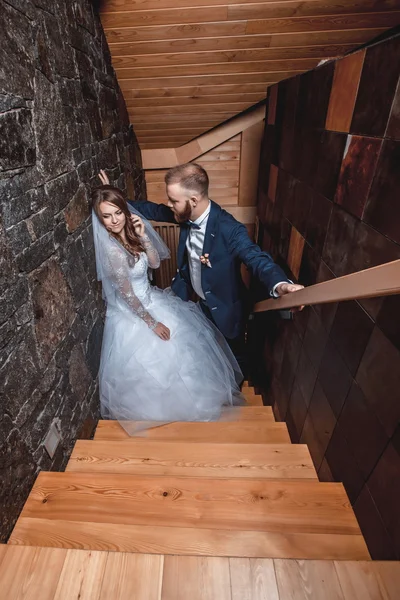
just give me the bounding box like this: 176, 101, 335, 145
99, 287, 244, 435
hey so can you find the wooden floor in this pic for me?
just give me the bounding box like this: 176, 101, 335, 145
5, 385, 400, 596
1, 545, 399, 600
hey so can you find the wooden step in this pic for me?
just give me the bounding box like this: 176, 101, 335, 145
67, 440, 317, 480
221, 405, 273, 420
94, 419, 290, 443
9, 472, 369, 560
1, 546, 399, 600
242, 388, 264, 407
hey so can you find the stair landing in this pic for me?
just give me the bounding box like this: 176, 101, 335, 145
1, 545, 399, 600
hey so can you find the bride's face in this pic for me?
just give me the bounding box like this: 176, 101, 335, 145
100, 201, 126, 234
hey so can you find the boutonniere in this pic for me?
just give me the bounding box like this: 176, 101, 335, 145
200, 253, 212, 268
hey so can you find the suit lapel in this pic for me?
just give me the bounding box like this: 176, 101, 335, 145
201, 201, 220, 285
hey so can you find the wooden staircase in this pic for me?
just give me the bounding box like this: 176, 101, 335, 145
2, 385, 400, 598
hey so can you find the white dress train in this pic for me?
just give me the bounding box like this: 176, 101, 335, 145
98, 243, 244, 435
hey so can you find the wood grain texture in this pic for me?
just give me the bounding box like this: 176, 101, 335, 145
123, 83, 268, 98
102, 0, 396, 140
100, 553, 164, 600
67, 440, 317, 480
101, 0, 396, 10
246, 13, 399, 35
120, 72, 300, 90
254, 259, 400, 312
53, 549, 107, 600
130, 102, 253, 114
9, 517, 369, 559
334, 560, 400, 600
127, 93, 265, 107
162, 556, 231, 600
2, 547, 400, 600
113, 45, 355, 69
141, 104, 264, 168
17, 472, 363, 537
116, 59, 318, 79
274, 558, 345, 599
238, 121, 264, 206
229, 558, 280, 600
287, 227, 306, 279
0, 545, 67, 600
94, 419, 291, 443
326, 49, 366, 132
229, 0, 400, 21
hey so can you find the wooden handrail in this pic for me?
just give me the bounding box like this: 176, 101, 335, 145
253, 260, 400, 313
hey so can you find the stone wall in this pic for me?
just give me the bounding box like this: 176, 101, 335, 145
0, 0, 145, 540
255, 32, 400, 559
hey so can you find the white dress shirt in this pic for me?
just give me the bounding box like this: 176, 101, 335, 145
186, 202, 211, 300
185, 201, 288, 301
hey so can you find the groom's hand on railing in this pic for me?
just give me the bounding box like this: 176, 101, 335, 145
274, 282, 305, 312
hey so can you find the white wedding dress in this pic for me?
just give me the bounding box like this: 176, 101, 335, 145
98, 239, 244, 435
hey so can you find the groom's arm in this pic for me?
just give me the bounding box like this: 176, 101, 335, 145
226, 217, 291, 295
129, 199, 176, 224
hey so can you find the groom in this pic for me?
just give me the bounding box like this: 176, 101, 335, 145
101, 163, 302, 373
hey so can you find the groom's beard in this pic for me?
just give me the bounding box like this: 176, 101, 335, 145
173, 200, 192, 224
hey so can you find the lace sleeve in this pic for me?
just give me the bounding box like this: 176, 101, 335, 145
104, 245, 158, 330
139, 234, 160, 269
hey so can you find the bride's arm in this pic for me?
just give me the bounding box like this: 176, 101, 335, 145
139, 233, 160, 269
105, 245, 158, 330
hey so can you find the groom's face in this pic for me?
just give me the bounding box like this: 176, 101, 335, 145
166, 183, 194, 223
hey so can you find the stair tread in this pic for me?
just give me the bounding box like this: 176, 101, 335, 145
11, 472, 364, 547
4, 546, 396, 600
67, 440, 318, 480
94, 419, 290, 443
10, 517, 369, 560
242, 389, 264, 407
205, 406, 273, 420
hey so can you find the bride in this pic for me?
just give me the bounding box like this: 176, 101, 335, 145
91, 184, 244, 435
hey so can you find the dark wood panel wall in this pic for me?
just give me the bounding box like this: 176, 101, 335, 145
255, 31, 400, 560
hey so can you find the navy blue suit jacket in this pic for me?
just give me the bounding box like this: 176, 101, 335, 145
131, 199, 289, 339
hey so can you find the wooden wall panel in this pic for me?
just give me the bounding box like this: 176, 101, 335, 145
238, 121, 265, 207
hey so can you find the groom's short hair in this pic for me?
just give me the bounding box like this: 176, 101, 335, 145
165, 163, 209, 197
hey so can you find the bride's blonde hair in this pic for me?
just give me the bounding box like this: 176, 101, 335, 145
91, 186, 144, 257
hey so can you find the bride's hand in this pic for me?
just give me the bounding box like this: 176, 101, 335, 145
98, 170, 110, 185
153, 322, 170, 341
131, 214, 145, 237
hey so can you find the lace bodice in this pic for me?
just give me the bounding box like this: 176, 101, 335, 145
103, 236, 160, 329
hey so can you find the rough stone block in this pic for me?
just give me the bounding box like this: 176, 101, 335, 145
64, 184, 89, 232
45, 170, 80, 214
0, 109, 36, 171
0, 3, 35, 98
30, 259, 75, 365
33, 70, 74, 180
